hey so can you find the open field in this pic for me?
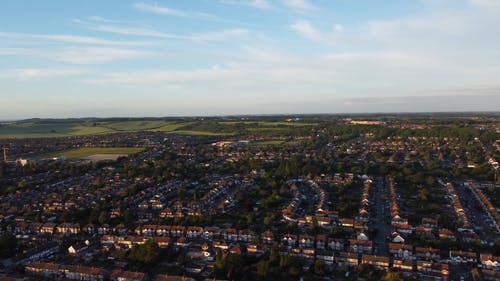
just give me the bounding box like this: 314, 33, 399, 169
219, 121, 318, 126
0, 122, 114, 138
167, 130, 232, 136
38, 147, 144, 159
251, 140, 285, 146
0, 120, 187, 138
0, 119, 318, 139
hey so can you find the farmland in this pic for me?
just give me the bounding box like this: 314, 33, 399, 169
37, 147, 145, 159
0, 118, 317, 139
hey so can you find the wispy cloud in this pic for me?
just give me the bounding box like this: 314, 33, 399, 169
220, 0, 271, 10
0, 46, 157, 64
290, 21, 342, 43
5, 68, 85, 79
282, 0, 316, 12
76, 18, 250, 42
468, 0, 500, 9
133, 2, 217, 20
55, 47, 157, 64
0, 31, 147, 46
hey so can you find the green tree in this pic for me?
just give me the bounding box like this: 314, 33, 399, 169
128, 239, 160, 264
314, 259, 325, 276
98, 211, 108, 225
0, 234, 17, 258
382, 271, 403, 281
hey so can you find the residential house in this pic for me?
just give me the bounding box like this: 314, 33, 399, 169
26, 261, 60, 279
422, 218, 438, 229
394, 223, 413, 235
203, 226, 221, 239
223, 228, 238, 241
186, 226, 204, 239
61, 265, 107, 281
415, 247, 440, 261
110, 270, 146, 281
316, 234, 327, 249
282, 234, 297, 247
40, 223, 56, 235
416, 261, 449, 281
155, 275, 194, 281
389, 243, 414, 259
439, 228, 456, 240
152, 237, 170, 248
261, 230, 274, 244
68, 243, 88, 256
449, 250, 477, 264
327, 238, 345, 251
337, 251, 359, 267
361, 254, 390, 270
156, 225, 170, 236
480, 254, 500, 270
316, 249, 335, 265
170, 226, 186, 237
298, 235, 314, 249
392, 258, 414, 273
349, 239, 372, 254
238, 229, 256, 242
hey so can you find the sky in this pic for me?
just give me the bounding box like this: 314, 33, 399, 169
0, 0, 499, 119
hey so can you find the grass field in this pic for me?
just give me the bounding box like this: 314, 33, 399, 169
251, 140, 285, 146
38, 147, 145, 159
155, 122, 191, 132
0, 122, 113, 138
167, 130, 232, 136
101, 120, 177, 131
219, 121, 318, 126
0, 120, 189, 138
0, 119, 316, 139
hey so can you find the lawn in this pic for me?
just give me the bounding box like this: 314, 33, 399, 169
38, 147, 145, 159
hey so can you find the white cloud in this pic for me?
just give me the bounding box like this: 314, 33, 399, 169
9, 68, 85, 79
468, 0, 500, 9
133, 2, 217, 20
55, 47, 157, 64
220, 0, 271, 9
0, 46, 156, 64
84, 68, 240, 85
0, 31, 147, 46
290, 21, 343, 43
290, 21, 322, 41
282, 0, 316, 12
77, 19, 250, 42
191, 28, 249, 42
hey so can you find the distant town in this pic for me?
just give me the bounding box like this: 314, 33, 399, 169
0, 114, 499, 281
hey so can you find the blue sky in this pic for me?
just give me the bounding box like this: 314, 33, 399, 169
0, 0, 499, 118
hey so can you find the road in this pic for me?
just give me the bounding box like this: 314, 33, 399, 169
368, 177, 391, 256
455, 181, 498, 243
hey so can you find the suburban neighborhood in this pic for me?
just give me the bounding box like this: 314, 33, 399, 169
0, 115, 499, 281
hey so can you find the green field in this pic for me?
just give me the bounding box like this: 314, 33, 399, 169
0, 122, 113, 138
0, 120, 189, 138
167, 130, 232, 136
251, 140, 285, 146
38, 147, 145, 159
0, 119, 317, 139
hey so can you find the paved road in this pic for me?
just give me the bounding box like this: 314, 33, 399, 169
368, 177, 391, 256
455, 181, 497, 243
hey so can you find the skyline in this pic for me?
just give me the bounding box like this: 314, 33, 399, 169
1, 0, 500, 119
